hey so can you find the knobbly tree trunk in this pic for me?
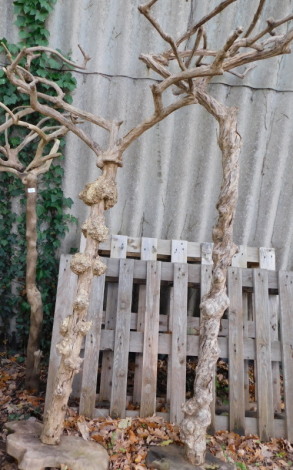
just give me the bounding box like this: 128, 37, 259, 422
41, 128, 120, 444
23, 173, 43, 391
180, 91, 242, 465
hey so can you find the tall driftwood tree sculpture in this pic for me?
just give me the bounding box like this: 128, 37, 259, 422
0, 106, 67, 390
2, 0, 293, 465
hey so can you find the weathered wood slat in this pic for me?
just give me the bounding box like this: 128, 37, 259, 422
228, 267, 245, 435
101, 257, 279, 289
167, 241, 187, 402
45, 255, 77, 412
170, 263, 188, 424
259, 247, 281, 413
279, 271, 293, 442
100, 235, 127, 402
133, 238, 158, 404
254, 269, 274, 441
110, 259, 134, 418
140, 261, 161, 417
79, 274, 106, 416
99, 285, 118, 401
99, 330, 281, 362
232, 245, 247, 268
99, 235, 261, 264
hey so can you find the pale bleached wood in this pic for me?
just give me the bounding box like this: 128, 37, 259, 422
171, 239, 188, 263
99, 285, 118, 401
110, 259, 134, 418
231, 245, 250, 410
170, 263, 188, 424
253, 269, 274, 441
100, 235, 128, 402
259, 247, 281, 413
231, 245, 247, 268
98, 236, 261, 264
79, 274, 106, 416
100, 330, 281, 361
101, 256, 279, 288
167, 240, 187, 402
140, 261, 161, 417
133, 238, 158, 404
279, 271, 293, 442
228, 267, 245, 435
133, 284, 147, 404
44, 255, 77, 412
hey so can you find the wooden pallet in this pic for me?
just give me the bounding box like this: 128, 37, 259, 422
45, 236, 293, 441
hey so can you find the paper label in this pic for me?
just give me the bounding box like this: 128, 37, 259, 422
27, 188, 36, 193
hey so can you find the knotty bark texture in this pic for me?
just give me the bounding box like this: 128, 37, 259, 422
41, 140, 120, 443
24, 174, 43, 391
180, 92, 242, 465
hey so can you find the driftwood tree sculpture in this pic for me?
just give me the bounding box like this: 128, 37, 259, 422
0, 105, 67, 390
3, 0, 293, 467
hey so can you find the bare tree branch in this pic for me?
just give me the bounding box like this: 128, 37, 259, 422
244, 0, 266, 37
139, 0, 187, 72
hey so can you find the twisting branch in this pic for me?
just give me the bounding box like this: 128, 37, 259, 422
244, 0, 267, 37
139, 0, 187, 72
185, 27, 203, 68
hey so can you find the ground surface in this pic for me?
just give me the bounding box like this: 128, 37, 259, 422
1, 355, 293, 470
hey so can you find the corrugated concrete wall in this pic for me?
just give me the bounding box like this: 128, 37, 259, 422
2, 0, 293, 269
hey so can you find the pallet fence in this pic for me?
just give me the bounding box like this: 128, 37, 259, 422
45, 235, 293, 442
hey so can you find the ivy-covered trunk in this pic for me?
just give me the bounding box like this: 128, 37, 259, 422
23, 173, 43, 390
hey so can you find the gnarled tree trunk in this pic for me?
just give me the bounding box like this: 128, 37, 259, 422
24, 173, 43, 391
180, 91, 242, 465
41, 128, 120, 444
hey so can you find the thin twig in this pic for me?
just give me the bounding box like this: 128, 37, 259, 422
139, 1, 186, 72
244, 0, 266, 37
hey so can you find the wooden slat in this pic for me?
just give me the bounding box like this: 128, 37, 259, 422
232, 245, 247, 268
79, 274, 106, 416
98, 235, 261, 264
98, 285, 118, 401
259, 247, 280, 413
279, 271, 293, 442
254, 269, 274, 441
100, 256, 279, 289
171, 239, 188, 263
133, 238, 158, 404
132, 284, 147, 404
110, 259, 134, 418
45, 255, 77, 412
228, 267, 245, 434
100, 330, 281, 362
170, 263, 188, 424
167, 240, 187, 402
140, 261, 161, 417
140, 237, 158, 261
100, 235, 127, 402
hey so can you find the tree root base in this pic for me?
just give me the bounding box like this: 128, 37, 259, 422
146, 444, 236, 470
5, 419, 109, 470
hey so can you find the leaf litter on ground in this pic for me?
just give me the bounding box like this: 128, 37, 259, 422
1, 355, 293, 469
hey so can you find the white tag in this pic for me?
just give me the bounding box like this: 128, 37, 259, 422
27, 188, 36, 193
